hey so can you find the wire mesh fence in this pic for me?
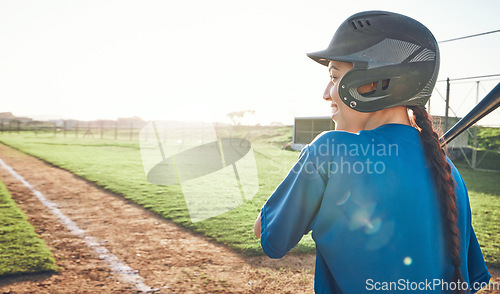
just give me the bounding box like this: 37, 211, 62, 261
0, 119, 148, 141
431, 78, 500, 171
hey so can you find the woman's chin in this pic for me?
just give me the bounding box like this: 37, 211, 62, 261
331, 108, 340, 118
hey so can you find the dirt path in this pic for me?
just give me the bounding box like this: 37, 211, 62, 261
0, 143, 499, 294
0, 144, 315, 293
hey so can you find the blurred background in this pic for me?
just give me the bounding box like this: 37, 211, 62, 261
0, 0, 499, 126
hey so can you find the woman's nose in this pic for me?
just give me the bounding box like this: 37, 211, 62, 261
323, 80, 333, 101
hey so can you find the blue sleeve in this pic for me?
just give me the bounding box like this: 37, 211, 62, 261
468, 228, 491, 293
260, 146, 326, 258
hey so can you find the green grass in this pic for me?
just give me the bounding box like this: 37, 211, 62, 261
454, 149, 500, 268
0, 127, 499, 269
453, 158, 500, 268
467, 149, 500, 171
0, 179, 58, 277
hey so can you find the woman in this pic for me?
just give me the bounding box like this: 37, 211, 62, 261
254, 11, 490, 293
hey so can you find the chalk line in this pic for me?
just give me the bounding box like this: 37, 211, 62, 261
0, 157, 153, 292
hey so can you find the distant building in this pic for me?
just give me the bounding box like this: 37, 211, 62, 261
292, 116, 335, 150
0, 112, 16, 123
0, 112, 16, 120
0, 112, 33, 123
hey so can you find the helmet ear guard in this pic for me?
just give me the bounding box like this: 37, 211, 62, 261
338, 60, 437, 112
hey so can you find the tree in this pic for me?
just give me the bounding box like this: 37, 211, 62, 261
227, 110, 255, 126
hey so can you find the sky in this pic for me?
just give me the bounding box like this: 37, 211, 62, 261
1, 0, 499, 126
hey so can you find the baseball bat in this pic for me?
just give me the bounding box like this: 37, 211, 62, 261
440, 82, 500, 147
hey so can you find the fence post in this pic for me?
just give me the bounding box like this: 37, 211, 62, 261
64, 120, 67, 138
114, 121, 118, 140
129, 122, 133, 141
444, 78, 450, 132
471, 81, 480, 169
76, 121, 79, 138
100, 121, 104, 139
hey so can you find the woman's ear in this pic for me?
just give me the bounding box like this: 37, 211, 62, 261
358, 81, 378, 94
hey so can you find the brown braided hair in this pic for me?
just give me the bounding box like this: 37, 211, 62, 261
408, 105, 464, 293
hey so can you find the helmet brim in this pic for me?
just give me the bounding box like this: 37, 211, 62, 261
306, 51, 330, 66
306, 51, 359, 67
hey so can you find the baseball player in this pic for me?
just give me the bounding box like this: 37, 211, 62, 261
254, 11, 490, 294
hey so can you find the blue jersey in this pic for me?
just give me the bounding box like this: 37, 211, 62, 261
260, 124, 490, 293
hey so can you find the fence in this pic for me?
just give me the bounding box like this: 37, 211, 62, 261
0, 120, 148, 141
431, 78, 500, 170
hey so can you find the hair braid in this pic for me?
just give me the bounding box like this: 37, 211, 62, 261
408, 106, 464, 294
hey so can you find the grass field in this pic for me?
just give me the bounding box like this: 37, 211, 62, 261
453, 156, 500, 268
0, 126, 315, 258
0, 125, 499, 269
0, 179, 58, 277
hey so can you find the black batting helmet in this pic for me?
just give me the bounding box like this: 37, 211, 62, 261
307, 11, 439, 113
